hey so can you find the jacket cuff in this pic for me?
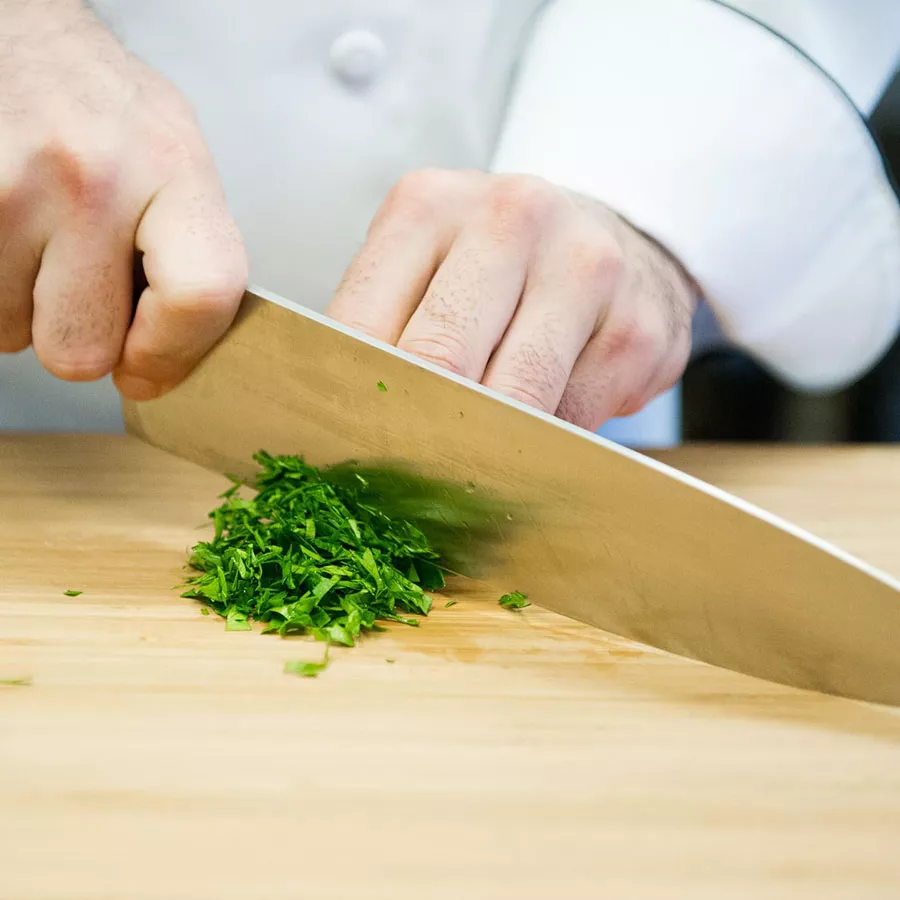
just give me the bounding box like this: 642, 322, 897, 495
491, 0, 900, 390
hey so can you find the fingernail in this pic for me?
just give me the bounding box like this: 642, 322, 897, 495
114, 374, 162, 402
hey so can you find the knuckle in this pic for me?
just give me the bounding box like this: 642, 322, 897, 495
399, 332, 473, 377
149, 240, 248, 325
490, 341, 568, 413
484, 175, 558, 236
39, 141, 121, 211
618, 379, 658, 417
557, 371, 613, 431
334, 316, 383, 341
135, 74, 207, 164
154, 274, 244, 325
379, 168, 456, 224
602, 315, 664, 365
492, 381, 555, 413
144, 126, 196, 172
568, 235, 625, 294
656, 337, 692, 393
617, 395, 647, 418
395, 167, 452, 195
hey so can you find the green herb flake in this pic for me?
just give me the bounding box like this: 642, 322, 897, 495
499, 590, 530, 610
284, 659, 328, 678
376, 381, 387, 392
284, 644, 330, 678
444, 600, 458, 608
385, 659, 396, 664
0, 677, 32, 687
225, 608, 252, 631
200, 607, 210, 616
63, 589, 82, 597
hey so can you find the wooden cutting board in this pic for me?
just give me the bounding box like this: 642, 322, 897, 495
1, 435, 899, 900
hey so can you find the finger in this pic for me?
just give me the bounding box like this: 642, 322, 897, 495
113, 171, 247, 401
0, 165, 46, 353
398, 176, 569, 379
30, 216, 133, 381
481, 233, 617, 412
327, 221, 444, 345
556, 301, 673, 431
0, 222, 42, 353
326, 169, 472, 343
396, 199, 550, 381
621, 317, 692, 416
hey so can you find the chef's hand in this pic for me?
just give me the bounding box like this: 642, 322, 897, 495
0, 0, 247, 400
327, 170, 697, 430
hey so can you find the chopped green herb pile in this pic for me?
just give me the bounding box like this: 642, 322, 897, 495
0, 677, 32, 687
499, 590, 530, 610
182, 451, 447, 645
63, 589, 82, 597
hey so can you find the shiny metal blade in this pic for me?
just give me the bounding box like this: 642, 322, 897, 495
123, 287, 900, 705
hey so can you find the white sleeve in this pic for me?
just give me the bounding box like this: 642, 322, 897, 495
491, 0, 900, 392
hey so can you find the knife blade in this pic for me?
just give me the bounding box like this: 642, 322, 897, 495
123, 287, 900, 706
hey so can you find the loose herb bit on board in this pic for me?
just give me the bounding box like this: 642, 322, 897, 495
0, 677, 32, 687
285, 645, 330, 678
200, 607, 210, 616
444, 600, 458, 608
376, 381, 387, 392
182, 451, 447, 644
499, 590, 530, 610
63, 589, 82, 597
225, 609, 252, 631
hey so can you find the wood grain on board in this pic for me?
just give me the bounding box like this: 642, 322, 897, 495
0, 435, 898, 900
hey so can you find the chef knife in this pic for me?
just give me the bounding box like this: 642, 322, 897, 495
123, 287, 900, 706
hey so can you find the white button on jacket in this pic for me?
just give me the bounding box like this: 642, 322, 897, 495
2, 0, 899, 447
329, 29, 389, 88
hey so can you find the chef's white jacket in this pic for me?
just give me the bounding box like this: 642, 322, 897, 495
2, 0, 900, 447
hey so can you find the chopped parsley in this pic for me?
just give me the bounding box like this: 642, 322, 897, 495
63, 589, 82, 597
182, 452, 447, 645
499, 590, 530, 610
183, 451, 525, 673
285, 645, 330, 678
